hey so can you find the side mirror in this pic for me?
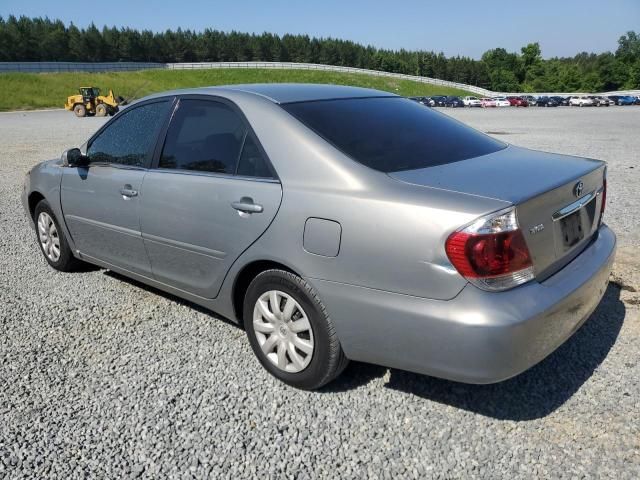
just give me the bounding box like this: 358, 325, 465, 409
61, 148, 88, 167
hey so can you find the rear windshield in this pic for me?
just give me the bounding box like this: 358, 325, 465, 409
282, 97, 505, 172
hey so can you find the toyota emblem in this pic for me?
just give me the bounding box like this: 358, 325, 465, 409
573, 181, 584, 197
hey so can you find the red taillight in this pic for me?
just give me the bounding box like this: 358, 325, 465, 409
446, 230, 532, 278
445, 208, 535, 291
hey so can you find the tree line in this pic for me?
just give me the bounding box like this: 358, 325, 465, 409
1, 16, 638, 92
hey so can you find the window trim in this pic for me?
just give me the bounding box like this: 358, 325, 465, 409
84, 96, 177, 170
149, 94, 279, 182
234, 130, 250, 176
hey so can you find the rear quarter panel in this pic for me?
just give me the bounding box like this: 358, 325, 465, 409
243, 180, 510, 300
218, 93, 511, 301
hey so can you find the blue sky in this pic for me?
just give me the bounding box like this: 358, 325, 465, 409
1, 0, 638, 59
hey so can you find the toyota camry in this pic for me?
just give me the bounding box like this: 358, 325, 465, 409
22, 84, 616, 390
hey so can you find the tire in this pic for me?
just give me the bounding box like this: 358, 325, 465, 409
73, 104, 86, 118
96, 104, 108, 117
34, 200, 82, 272
243, 269, 349, 390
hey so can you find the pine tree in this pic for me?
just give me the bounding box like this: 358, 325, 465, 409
0, 16, 636, 93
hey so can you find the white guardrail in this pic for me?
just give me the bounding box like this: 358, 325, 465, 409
0, 61, 163, 73
1, 61, 638, 97
165, 61, 495, 96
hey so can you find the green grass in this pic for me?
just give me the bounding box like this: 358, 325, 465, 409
0, 68, 475, 111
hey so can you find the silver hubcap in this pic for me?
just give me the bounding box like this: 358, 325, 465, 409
37, 212, 61, 262
253, 290, 314, 373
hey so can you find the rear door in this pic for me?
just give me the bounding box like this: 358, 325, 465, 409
139, 97, 282, 298
60, 99, 173, 275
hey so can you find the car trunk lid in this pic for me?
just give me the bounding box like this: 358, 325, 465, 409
389, 145, 606, 278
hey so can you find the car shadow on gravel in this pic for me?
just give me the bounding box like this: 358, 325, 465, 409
103, 271, 242, 330
329, 284, 625, 420
105, 268, 624, 420
321, 361, 389, 392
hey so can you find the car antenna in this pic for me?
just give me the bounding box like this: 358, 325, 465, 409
120, 81, 152, 106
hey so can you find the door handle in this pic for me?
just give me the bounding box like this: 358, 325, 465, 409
120, 185, 138, 198
231, 197, 263, 214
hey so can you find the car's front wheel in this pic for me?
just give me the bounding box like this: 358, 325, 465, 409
34, 200, 82, 272
243, 269, 348, 390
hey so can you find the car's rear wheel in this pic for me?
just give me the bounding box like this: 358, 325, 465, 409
243, 269, 348, 390
34, 200, 82, 272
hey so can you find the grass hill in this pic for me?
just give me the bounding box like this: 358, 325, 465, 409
0, 68, 475, 111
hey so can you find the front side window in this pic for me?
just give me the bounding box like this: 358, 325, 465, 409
87, 101, 170, 167
159, 100, 246, 174
282, 97, 506, 173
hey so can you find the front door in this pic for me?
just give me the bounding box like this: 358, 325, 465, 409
60, 100, 172, 275
139, 98, 282, 298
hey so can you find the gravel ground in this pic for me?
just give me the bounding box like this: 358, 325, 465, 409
1, 107, 639, 479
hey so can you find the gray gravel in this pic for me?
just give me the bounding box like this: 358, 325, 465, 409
1, 108, 639, 479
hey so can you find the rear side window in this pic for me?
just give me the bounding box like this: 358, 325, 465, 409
236, 133, 272, 178
87, 101, 170, 167
282, 97, 506, 172
159, 100, 245, 174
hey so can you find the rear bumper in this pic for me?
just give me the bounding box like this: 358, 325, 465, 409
308, 225, 616, 383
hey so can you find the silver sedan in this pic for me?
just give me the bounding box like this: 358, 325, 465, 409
22, 84, 616, 389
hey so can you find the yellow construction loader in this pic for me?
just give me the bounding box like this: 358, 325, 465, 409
64, 87, 125, 117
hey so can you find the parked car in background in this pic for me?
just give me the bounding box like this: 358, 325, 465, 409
507, 96, 529, 107
462, 96, 482, 107
430, 95, 447, 107
569, 96, 594, 107
480, 98, 497, 108
615, 95, 637, 106
589, 96, 611, 107
523, 95, 537, 105
409, 96, 433, 107
22, 84, 615, 390
535, 96, 559, 107
444, 96, 464, 108
493, 97, 511, 107
550, 96, 570, 106
606, 95, 637, 105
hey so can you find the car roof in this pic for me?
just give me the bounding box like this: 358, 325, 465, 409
142, 83, 398, 105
